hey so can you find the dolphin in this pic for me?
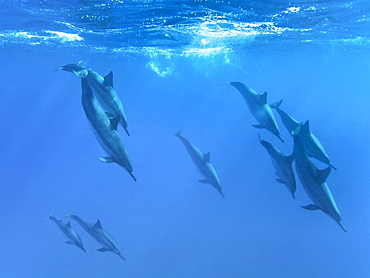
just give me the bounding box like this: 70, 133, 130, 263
67, 213, 126, 261
292, 125, 346, 232
81, 79, 136, 181
274, 106, 337, 170
230, 82, 283, 142
47, 215, 86, 253
258, 134, 296, 199
175, 129, 225, 198
59, 63, 130, 136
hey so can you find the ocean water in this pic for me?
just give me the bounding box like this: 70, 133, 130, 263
1, 0, 370, 277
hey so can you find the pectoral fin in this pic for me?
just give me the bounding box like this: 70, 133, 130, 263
97, 247, 110, 252
65, 241, 73, 245
252, 124, 264, 129
199, 179, 210, 184
109, 116, 120, 131
301, 204, 320, 210
98, 157, 114, 163
276, 178, 285, 184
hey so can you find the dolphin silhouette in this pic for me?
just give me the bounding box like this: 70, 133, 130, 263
67, 213, 126, 261
47, 215, 86, 253
175, 129, 225, 198
292, 125, 346, 232
258, 134, 296, 199
59, 63, 130, 136
81, 79, 136, 181
274, 106, 337, 170
230, 82, 283, 142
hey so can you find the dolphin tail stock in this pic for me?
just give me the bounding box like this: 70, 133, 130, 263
174, 128, 182, 137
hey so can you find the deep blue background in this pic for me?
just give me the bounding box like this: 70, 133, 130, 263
0, 42, 370, 277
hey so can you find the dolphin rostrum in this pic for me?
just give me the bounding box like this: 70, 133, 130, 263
67, 213, 126, 261
81, 79, 136, 181
175, 129, 225, 198
292, 124, 346, 232
274, 106, 337, 170
59, 63, 130, 136
230, 82, 283, 142
258, 134, 296, 199
47, 215, 86, 253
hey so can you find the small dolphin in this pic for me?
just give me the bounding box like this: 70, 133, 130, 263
258, 134, 296, 199
81, 79, 136, 181
292, 125, 346, 232
47, 215, 86, 253
175, 129, 225, 198
67, 213, 126, 261
274, 106, 337, 170
59, 63, 130, 136
230, 82, 283, 142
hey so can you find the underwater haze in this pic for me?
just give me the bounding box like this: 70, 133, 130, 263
1, 0, 370, 277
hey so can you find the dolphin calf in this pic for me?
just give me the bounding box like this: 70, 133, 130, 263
175, 129, 225, 198
230, 82, 283, 142
59, 63, 130, 136
258, 135, 296, 199
292, 125, 346, 232
47, 215, 86, 253
274, 106, 337, 170
67, 213, 126, 261
81, 79, 136, 181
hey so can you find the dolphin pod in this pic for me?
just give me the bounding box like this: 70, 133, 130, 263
65, 212, 126, 261
229, 82, 284, 142
47, 215, 86, 253
292, 125, 346, 232
258, 134, 296, 199
50, 67, 347, 260
59, 64, 130, 136
81, 79, 136, 181
229, 82, 344, 231
175, 129, 225, 198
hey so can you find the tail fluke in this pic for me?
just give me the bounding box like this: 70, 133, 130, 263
174, 128, 182, 137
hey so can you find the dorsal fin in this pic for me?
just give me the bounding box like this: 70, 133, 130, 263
110, 116, 120, 131
260, 92, 268, 104
94, 219, 103, 229
269, 99, 282, 108
300, 120, 311, 134
104, 71, 114, 87
203, 152, 210, 163
317, 167, 331, 183
66, 221, 71, 228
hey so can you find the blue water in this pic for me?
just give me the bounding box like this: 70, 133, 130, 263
1, 0, 370, 277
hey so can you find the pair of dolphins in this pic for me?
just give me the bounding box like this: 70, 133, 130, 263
58, 64, 136, 181
230, 82, 346, 232
48, 213, 125, 261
